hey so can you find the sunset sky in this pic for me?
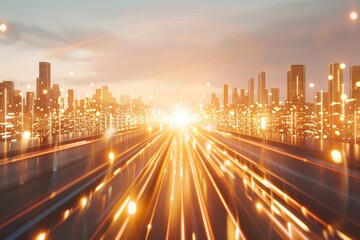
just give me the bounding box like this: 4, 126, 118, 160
0, 0, 359, 107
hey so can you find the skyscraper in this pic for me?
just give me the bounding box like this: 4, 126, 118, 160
287, 65, 306, 106
350, 66, 360, 107
328, 63, 344, 106
258, 72, 267, 105
1, 81, 14, 109
67, 89, 74, 111
211, 93, 219, 110
248, 78, 254, 105
36, 62, 51, 115
328, 63, 344, 121
50, 84, 61, 111
232, 87, 239, 104
223, 84, 228, 108
26, 92, 35, 114
270, 88, 280, 107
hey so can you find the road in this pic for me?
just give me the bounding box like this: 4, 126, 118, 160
0, 124, 359, 239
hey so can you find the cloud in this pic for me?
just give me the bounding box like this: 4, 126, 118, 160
10, 0, 359, 101
0, 21, 105, 50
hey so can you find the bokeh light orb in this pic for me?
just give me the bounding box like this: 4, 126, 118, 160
331, 150, 342, 164
309, 82, 315, 88
0, 23, 7, 32
350, 12, 358, 20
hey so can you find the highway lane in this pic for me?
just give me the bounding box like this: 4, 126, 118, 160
195, 126, 360, 238
1, 123, 359, 239
0, 127, 167, 239
0, 128, 147, 193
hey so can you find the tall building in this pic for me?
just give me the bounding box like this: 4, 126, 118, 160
248, 78, 254, 105
287, 65, 306, 106
211, 93, 219, 110
328, 63, 344, 106
36, 62, 51, 115
239, 89, 246, 105
50, 84, 61, 111
26, 92, 35, 114
13, 90, 22, 115
270, 88, 280, 107
223, 84, 228, 108
232, 87, 239, 105
125, 95, 131, 106
120, 95, 126, 105
350, 66, 360, 107
258, 72, 267, 105
67, 89, 74, 111
315, 91, 330, 114
0, 86, 8, 120
328, 63, 345, 121
0, 81, 14, 109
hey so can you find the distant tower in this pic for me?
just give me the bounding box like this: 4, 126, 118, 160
223, 84, 228, 109
248, 78, 254, 105
328, 63, 344, 119
232, 87, 239, 105
67, 89, 74, 111
270, 88, 280, 107
350, 66, 360, 108
287, 65, 306, 106
26, 92, 35, 114
36, 62, 51, 115
258, 72, 266, 105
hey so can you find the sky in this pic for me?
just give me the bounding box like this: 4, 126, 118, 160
0, 0, 359, 108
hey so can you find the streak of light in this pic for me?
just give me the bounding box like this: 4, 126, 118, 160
208, 128, 359, 179
192, 232, 196, 240
186, 140, 215, 240
336, 230, 352, 240
0, 141, 89, 165
113, 167, 121, 175
95, 182, 105, 192
274, 200, 310, 232
114, 197, 130, 220
1, 128, 143, 166
262, 207, 292, 239
63, 209, 70, 220
180, 137, 185, 240
192, 145, 246, 240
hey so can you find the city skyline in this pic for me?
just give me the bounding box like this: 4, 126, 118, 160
1, 2, 360, 239
1, 0, 359, 106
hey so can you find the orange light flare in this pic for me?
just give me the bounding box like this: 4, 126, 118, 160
80, 197, 88, 208
330, 149, 343, 164
0, 23, 7, 32
35, 231, 47, 240
108, 151, 115, 164
127, 201, 136, 215
63, 209, 70, 220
